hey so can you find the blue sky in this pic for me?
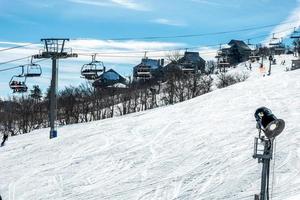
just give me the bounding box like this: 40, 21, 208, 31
0, 0, 300, 97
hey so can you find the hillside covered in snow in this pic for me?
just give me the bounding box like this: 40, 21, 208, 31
0, 55, 300, 200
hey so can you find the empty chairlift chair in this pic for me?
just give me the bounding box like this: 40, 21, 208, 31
23, 57, 42, 77
23, 63, 42, 77
81, 55, 105, 80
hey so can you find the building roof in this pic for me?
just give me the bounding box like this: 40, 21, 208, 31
174, 52, 206, 65
135, 58, 161, 70
99, 69, 125, 81
93, 69, 127, 88
179, 52, 205, 63
228, 40, 251, 51
164, 51, 206, 73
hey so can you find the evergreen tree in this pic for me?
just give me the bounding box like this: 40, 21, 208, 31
30, 85, 42, 101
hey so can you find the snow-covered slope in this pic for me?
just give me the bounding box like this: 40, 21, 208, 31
1, 55, 300, 200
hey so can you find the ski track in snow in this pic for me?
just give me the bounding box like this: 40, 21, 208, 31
0, 55, 300, 199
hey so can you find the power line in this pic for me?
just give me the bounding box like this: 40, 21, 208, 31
73, 27, 295, 56
0, 25, 295, 66
0, 56, 31, 66
0, 65, 24, 72
0, 25, 296, 70
248, 27, 295, 41
93, 20, 300, 41
0, 58, 49, 72
0, 43, 38, 52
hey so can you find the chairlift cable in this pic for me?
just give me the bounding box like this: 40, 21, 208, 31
0, 25, 292, 61
0, 58, 49, 72
73, 27, 294, 57
0, 65, 24, 72
0, 56, 32, 66
73, 20, 300, 41
0, 43, 38, 52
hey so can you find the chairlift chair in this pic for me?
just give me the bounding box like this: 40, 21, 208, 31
81, 55, 105, 80
23, 57, 42, 77
290, 27, 300, 39
218, 60, 230, 72
217, 49, 223, 55
181, 63, 197, 73
269, 34, 282, 46
249, 51, 260, 62
136, 64, 151, 79
23, 63, 42, 77
274, 46, 285, 51
182, 67, 196, 72
218, 61, 230, 66
9, 75, 28, 93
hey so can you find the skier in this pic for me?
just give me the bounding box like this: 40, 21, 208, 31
1, 132, 8, 147
259, 63, 266, 76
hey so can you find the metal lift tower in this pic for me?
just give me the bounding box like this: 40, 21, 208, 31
34, 38, 77, 139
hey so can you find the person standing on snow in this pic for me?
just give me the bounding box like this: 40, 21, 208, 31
1, 132, 8, 147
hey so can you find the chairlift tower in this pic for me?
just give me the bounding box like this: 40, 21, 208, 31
34, 38, 77, 139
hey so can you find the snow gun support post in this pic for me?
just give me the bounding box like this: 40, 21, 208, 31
252, 107, 285, 200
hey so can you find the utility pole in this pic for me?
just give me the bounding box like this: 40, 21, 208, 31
34, 38, 77, 139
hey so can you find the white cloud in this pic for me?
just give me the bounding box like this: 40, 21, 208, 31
111, 0, 147, 10
190, 0, 239, 8
191, 0, 223, 6
68, 0, 149, 11
151, 18, 187, 27
0, 42, 42, 65
196, 46, 218, 61
68, 39, 185, 65
0, 39, 185, 66
69, 39, 183, 51
263, 2, 300, 45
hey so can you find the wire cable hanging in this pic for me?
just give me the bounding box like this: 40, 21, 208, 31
0, 26, 295, 65
72, 27, 295, 57
81, 20, 300, 41
0, 25, 297, 72
0, 43, 38, 52
0, 58, 49, 72
0, 56, 32, 66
